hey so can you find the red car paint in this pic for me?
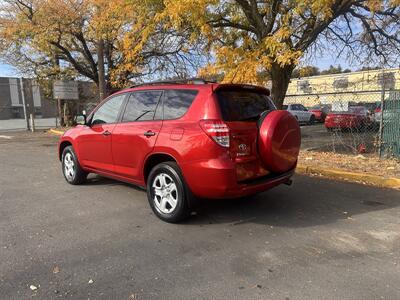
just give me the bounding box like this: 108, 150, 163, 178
309, 109, 325, 122
325, 106, 369, 130
59, 83, 300, 199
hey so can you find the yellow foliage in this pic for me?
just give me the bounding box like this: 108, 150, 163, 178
0, 0, 164, 86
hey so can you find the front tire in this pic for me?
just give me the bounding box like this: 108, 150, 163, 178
147, 162, 191, 223
62, 146, 87, 185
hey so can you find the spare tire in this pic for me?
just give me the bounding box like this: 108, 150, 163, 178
258, 110, 301, 173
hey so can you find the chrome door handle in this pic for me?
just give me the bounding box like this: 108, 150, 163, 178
102, 130, 111, 136
143, 131, 156, 137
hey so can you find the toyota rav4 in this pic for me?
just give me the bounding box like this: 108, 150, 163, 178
58, 79, 301, 223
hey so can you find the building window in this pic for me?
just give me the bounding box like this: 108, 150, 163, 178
297, 80, 312, 93
377, 72, 395, 89
333, 77, 349, 90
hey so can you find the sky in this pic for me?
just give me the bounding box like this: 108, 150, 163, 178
0, 62, 19, 77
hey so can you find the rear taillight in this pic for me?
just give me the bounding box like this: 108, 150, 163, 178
199, 119, 230, 147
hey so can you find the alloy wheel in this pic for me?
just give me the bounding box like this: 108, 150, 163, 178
64, 152, 75, 181
152, 173, 178, 214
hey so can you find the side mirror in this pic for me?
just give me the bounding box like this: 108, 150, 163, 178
75, 114, 87, 126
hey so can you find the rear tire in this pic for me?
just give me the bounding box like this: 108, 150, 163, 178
147, 162, 191, 223
62, 146, 87, 185
308, 115, 315, 125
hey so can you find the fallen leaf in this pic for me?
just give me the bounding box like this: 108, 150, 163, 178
53, 266, 60, 274
30, 285, 38, 291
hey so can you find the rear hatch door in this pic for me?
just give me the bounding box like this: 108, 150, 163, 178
215, 86, 276, 181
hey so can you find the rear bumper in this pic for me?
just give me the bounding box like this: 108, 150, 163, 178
325, 120, 360, 129
225, 170, 295, 198
181, 158, 295, 199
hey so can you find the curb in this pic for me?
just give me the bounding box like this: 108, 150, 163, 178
296, 164, 400, 190
48, 129, 65, 136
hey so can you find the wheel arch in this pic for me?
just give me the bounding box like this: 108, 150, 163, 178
143, 153, 178, 184
59, 140, 73, 161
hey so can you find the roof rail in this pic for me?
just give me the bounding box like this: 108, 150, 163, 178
129, 78, 216, 88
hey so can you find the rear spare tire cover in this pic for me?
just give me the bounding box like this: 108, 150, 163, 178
258, 110, 301, 173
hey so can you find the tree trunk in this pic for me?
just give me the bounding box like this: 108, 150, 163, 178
270, 63, 295, 109
97, 38, 106, 102
57, 98, 65, 127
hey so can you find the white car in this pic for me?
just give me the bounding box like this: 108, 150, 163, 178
283, 104, 316, 124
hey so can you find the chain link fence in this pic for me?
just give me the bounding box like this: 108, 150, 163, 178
381, 90, 400, 158
284, 89, 400, 158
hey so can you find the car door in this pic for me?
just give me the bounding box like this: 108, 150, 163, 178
76, 93, 127, 172
112, 90, 163, 180
290, 104, 301, 121
299, 104, 310, 122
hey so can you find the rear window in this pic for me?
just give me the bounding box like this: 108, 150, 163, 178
163, 89, 198, 120
217, 90, 276, 121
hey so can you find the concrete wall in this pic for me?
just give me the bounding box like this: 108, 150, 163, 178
287, 68, 400, 96
0, 77, 13, 120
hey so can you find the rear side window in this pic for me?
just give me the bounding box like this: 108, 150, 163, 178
216, 90, 276, 121
122, 91, 162, 122
163, 89, 198, 120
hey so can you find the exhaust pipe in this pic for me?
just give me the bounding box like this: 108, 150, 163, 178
284, 179, 293, 186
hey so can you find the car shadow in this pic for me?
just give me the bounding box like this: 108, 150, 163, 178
81, 173, 399, 229
183, 175, 400, 228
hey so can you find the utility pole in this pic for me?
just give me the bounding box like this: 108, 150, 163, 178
54, 55, 64, 127
20, 78, 30, 131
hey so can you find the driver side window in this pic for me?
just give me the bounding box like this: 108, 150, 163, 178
91, 94, 126, 125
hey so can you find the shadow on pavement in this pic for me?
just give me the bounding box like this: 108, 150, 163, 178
184, 175, 400, 227
84, 173, 400, 228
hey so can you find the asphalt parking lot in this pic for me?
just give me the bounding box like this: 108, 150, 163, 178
1, 131, 399, 299
300, 123, 379, 153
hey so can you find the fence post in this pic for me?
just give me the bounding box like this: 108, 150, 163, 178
378, 87, 385, 158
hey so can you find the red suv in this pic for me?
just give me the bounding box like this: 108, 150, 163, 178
59, 79, 301, 222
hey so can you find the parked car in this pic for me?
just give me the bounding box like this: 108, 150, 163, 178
59, 80, 301, 223
374, 103, 382, 124
324, 106, 371, 131
283, 103, 316, 124
308, 104, 331, 122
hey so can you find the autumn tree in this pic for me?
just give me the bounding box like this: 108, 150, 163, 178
0, 0, 201, 96
161, 0, 400, 108
291, 66, 320, 78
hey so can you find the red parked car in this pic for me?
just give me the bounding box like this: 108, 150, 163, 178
308, 104, 330, 122
58, 79, 301, 222
325, 106, 370, 131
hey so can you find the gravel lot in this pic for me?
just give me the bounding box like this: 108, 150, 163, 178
1, 131, 399, 299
